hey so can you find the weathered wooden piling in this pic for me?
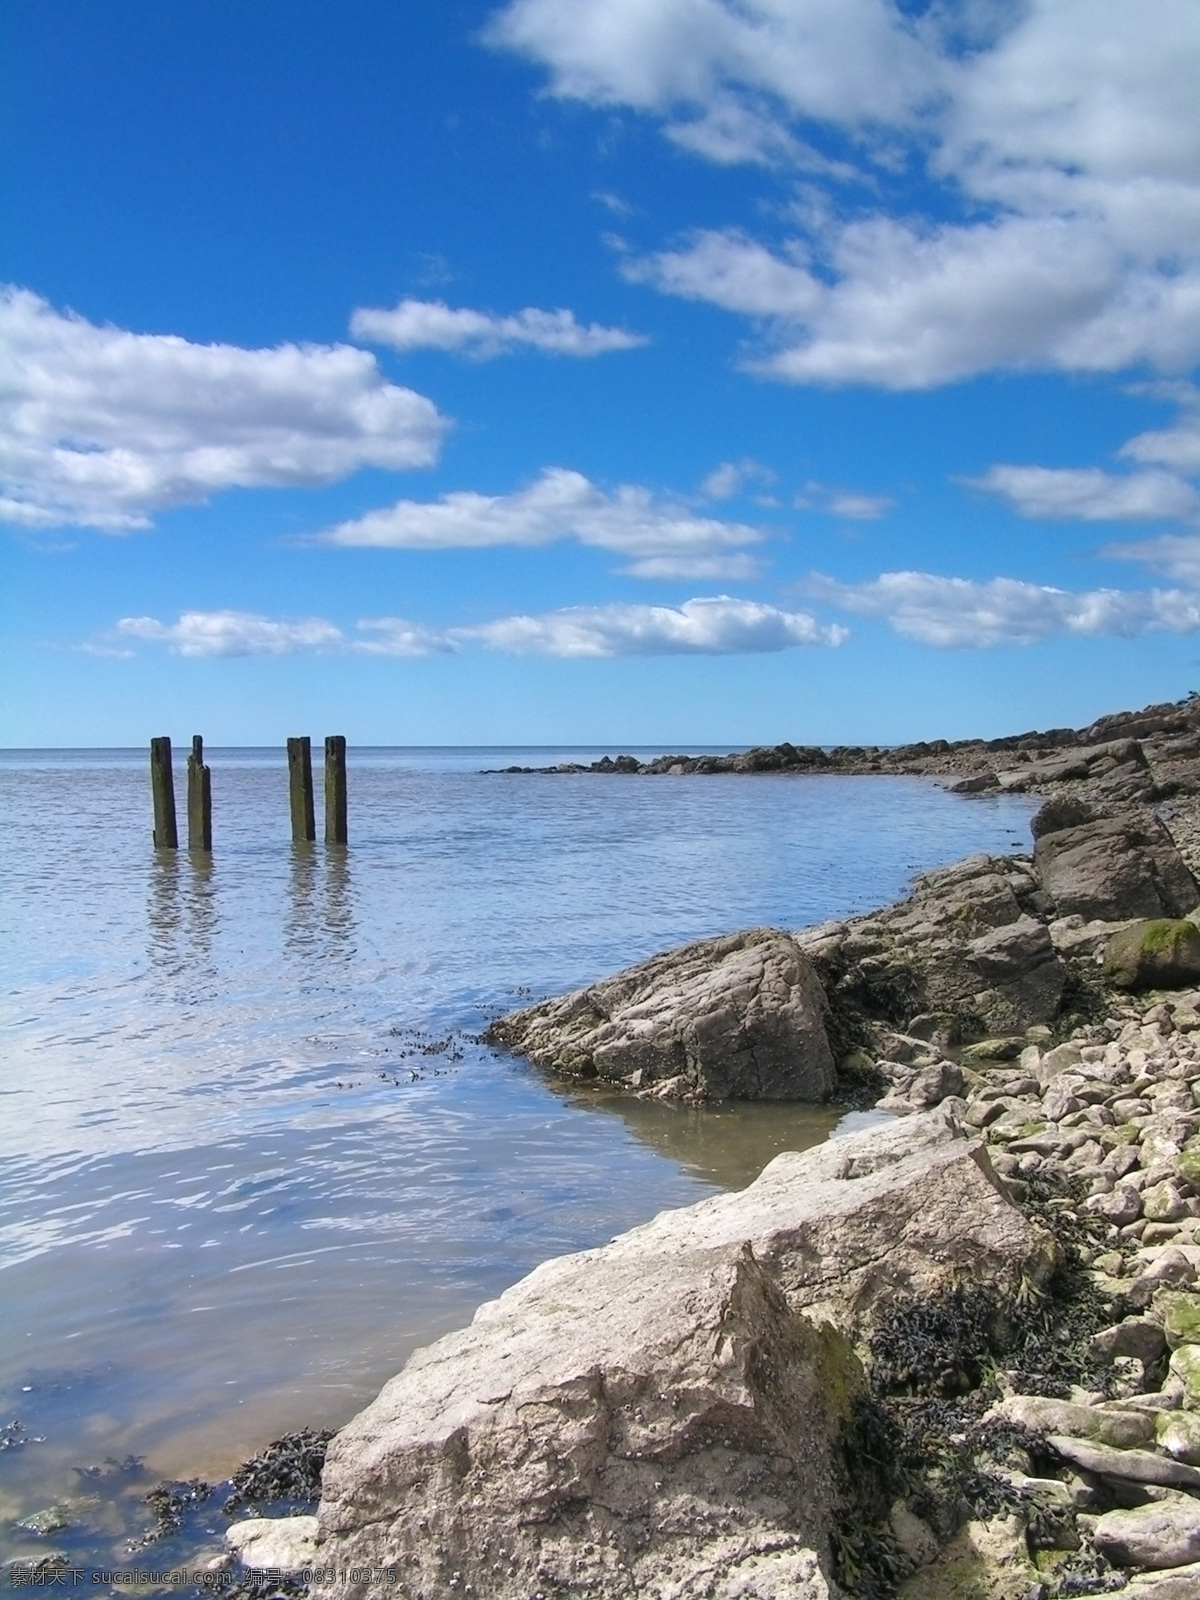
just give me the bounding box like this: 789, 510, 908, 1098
287, 736, 316, 843
187, 735, 212, 852
150, 736, 178, 849
325, 735, 348, 845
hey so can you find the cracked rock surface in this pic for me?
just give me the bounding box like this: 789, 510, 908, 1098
487, 927, 836, 1101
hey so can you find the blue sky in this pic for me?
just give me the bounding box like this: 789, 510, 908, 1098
5, 0, 1200, 746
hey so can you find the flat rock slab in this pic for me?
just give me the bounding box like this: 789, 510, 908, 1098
1047, 1435, 1200, 1491
993, 1394, 1155, 1450
317, 1110, 1055, 1600
226, 1516, 319, 1571
1124, 1560, 1200, 1596
488, 927, 835, 1101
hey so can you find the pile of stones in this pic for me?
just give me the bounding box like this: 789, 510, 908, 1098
867, 987, 1200, 1595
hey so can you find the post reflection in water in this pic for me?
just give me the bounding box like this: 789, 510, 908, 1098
183, 850, 217, 974
323, 843, 356, 961
285, 841, 357, 964
147, 847, 182, 974
148, 848, 219, 984
286, 838, 319, 958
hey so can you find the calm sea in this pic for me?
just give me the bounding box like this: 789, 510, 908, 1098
0, 747, 1036, 1553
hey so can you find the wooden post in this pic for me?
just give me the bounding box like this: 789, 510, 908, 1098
150, 736, 178, 849
287, 736, 316, 843
325, 734, 347, 845
187, 735, 212, 852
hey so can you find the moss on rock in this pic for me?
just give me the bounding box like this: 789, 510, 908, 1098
1103, 918, 1200, 990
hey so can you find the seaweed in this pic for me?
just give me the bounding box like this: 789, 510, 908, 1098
833, 1055, 892, 1110
830, 1397, 907, 1600
1055, 958, 1111, 1037
831, 1177, 1127, 1598
127, 1479, 212, 1551
224, 1427, 333, 1514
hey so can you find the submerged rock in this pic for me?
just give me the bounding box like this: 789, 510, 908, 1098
488, 927, 836, 1101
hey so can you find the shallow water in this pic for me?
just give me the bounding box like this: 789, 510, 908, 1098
0, 747, 1036, 1559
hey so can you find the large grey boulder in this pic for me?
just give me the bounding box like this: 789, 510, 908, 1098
799, 854, 1068, 1043
1093, 1497, 1200, 1570
488, 928, 835, 1101
966, 914, 1065, 1033
316, 1111, 1056, 1600
1033, 811, 1200, 922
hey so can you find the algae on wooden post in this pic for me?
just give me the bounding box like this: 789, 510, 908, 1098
187, 735, 212, 852
325, 735, 347, 846
150, 736, 178, 849
287, 736, 316, 843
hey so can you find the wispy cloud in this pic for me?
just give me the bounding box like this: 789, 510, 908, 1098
806, 570, 1200, 648
1103, 533, 1200, 583
795, 480, 894, 520
109, 597, 846, 660
349, 298, 646, 359
699, 458, 775, 501
117, 611, 346, 658
315, 466, 767, 579
968, 464, 1200, 523
0, 288, 448, 531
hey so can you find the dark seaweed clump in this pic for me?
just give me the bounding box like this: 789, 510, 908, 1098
831, 1173, 1128, 1599
224, 1428, 333, 1513
127, 1479, 213, 1551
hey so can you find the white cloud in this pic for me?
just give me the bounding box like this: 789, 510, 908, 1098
109, 598, 846, 660
117, 611, 346, 658
795, 479, 893, 518
592, 189, 634, 215
824, 491, 891, 520
460, 596, 847, 655
0, 288, 449, 531
969, 464, 1200, 522
630, 214, 1200, 389
806, 570, 1200, 647
485, 0, 938, 130
349, 619, 459, 656
700, 457, 774, 500
624, 229, 819, 318
349, 298, 646, 358
317, 466, 766, 578
490, 0, 1200, 387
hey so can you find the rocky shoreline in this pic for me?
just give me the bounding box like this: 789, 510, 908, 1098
491, 696, 1200, 814
66, 697, 1200, 1598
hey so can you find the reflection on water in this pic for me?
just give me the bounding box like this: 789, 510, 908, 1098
557, 1085, 846, 1191
148, 851, 218, 983
284, 843, 355, 968
0, 747, 1037, 1555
